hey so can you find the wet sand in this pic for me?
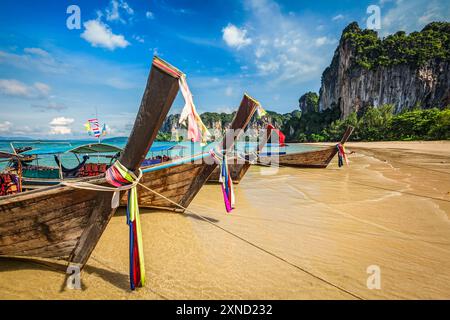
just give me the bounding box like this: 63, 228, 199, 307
1, 141, 449, 299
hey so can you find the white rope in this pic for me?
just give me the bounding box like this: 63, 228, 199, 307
61, 168, 143, 209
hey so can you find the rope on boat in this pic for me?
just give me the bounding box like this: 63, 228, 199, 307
135, 181, 364, 300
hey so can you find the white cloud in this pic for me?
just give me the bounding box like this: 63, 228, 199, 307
24, 47, 50, 57
105, 0, 134, 23
332, 14, 344, 21
381, 0, 450, 35
0, 79, 51, 98
146, 11, 154, 19
31, 102, 67, 112
314, 36, 337, 47
0, 79, 29, 97
81, 20, 130, 50
49, 117, 74, 135
255, 47, 265, 58
225, 0, 329, 84
33, 82, 51, 96
49, 117, 74, 126
132, 35, 145, 43
0, 48, 68, 74
222, 23, 252, 49
49, 126, 72, 135
0, 121, 12, 133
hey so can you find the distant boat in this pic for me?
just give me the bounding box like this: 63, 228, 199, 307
0, 56, 182, 268
258, 126, 354, 168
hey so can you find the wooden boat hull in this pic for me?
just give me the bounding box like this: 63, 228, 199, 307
0, 57, 181, 267
264, 146, 337, 168
0, 179, 104, 259
259, 126, 354, 169
131, 161, 207, 210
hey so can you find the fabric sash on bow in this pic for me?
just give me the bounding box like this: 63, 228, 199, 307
209, 148, 235, 213
106, 161, 145, 290
336, 143, 349, 168
178, 75, 211, 145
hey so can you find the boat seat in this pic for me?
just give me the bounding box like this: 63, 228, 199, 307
0, 174, 20, 196
78, 163, 108, 177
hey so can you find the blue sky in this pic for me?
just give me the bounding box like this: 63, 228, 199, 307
0, 0, 449, 138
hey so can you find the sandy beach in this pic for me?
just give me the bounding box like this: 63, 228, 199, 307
0, 141, 449, 300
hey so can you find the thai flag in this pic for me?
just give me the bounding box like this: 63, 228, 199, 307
88, 118, 101, 138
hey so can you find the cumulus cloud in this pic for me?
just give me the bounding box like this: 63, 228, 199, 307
223, 0, 334, 84
0, 79, 51, 98
381, 0, 450, 35
222, 23, 252, 49
0, 121, 12, 133
146, 11, 154, 19
81, 20, 130, 50
49, 117, 74, 135
49, 117, 74, 126
49, 126, 72, 135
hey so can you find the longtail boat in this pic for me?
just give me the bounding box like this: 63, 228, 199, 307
259, 126, 354, 168
9, 143, 123, 189
122, 94, 260, 211
0, 56, 182, 267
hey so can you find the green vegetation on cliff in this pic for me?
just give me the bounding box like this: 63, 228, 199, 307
299, 106, 450, 142
343, 21, 450, 69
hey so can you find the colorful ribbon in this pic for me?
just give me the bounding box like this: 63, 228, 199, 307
336, 143, 349, 167
106, 161, 145, 290
178, 75, 211, 145
210, 148, 235, 213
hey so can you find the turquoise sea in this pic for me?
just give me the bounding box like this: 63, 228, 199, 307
0, 137, 322, 170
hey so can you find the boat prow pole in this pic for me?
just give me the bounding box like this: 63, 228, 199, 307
69, 56, 182, 267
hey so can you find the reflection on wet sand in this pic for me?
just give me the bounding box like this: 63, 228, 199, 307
0, 141, 449, 299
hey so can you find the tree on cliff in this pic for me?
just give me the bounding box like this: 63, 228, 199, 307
299, 92, 319, 113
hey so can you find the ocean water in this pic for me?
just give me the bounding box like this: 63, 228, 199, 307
0, 138, 323, 170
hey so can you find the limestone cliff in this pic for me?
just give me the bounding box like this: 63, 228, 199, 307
319, 22, 450, 118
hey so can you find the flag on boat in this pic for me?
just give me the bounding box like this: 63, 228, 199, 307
102, 124, 108, 136
178, 75, 211, 145
256, 104, 267, 118
267, 124, 286, 146
84, 119, 107, 138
